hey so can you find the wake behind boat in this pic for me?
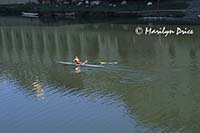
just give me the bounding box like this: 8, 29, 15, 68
56, 61, 104, 68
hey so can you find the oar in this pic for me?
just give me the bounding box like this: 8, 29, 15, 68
100, 62, 118, 65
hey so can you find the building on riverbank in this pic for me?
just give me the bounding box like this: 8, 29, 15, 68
0, 0, 36, 4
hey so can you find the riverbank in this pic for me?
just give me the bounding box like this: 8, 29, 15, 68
0, 0, 200, 24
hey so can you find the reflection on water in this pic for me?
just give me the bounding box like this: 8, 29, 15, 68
32, 80, 45, 99
0, 23, 200, 133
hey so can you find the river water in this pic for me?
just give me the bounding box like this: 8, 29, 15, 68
0, 19, 200, 133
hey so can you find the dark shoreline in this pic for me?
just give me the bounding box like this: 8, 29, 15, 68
1, 16, 200, 26
0, 1, 200, 25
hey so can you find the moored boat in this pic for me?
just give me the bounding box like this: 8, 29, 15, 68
21, 12, 39, 18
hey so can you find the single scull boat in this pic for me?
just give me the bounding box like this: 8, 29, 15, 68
56, 61, 104, 68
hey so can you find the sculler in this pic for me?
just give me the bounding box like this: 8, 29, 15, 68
73, 56, 87, 66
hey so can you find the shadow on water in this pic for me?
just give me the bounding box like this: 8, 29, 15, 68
1, 20, 200, 132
